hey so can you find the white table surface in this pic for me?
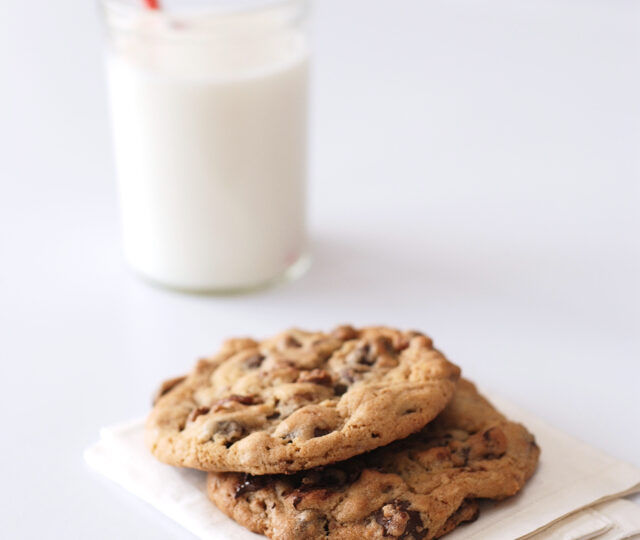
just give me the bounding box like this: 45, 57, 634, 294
1, 0, 638, 538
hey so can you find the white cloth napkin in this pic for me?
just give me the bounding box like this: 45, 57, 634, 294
85, 392, 640, 540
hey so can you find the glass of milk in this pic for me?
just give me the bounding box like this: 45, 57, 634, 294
100, 0, 310, 293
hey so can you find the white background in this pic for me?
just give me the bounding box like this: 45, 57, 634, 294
1, 0, 639, 538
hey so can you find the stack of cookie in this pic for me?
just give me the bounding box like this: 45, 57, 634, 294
146, 326, 540, 539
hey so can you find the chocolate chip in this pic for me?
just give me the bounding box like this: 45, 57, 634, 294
341, 369, 357, 384
289, 488, 332, 507
266, 412, 281, 420
213, 394, 262, 411
234, 473, 270, 498
333, 383, 348, 396
243, 354, 265, 369
282, 423, 329, 443
293, 510, 330, 537
347, 338, 396, 365
281, 466, 360, 495
296, 466, 361, 491
375, 500, 428, 539
480, 427, 507, 459
450, 444, 471, 467
214, 420, 246, 445
370, 336, 396, 356
375, 504, 405, 536
339, 364, 370, 386
281, 335, 302, 349
297, 369, 333, 386
187, 406, 210, 422
349, 345, 375, 365
313, 427, 332, 438
460, 446, 470, 466
403, 509, 429, 539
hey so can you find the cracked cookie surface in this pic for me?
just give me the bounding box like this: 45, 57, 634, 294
146, 326, 461, 474
206, 379, 540, 539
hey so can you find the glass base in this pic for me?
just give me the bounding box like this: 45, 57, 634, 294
128, 252, 311, 296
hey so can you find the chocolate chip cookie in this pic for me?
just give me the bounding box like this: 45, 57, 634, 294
145, 326, 460, 474
206, 379, 540, 539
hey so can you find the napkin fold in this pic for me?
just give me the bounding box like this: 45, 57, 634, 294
85, 392, 640, 540
534, 499, 640, 540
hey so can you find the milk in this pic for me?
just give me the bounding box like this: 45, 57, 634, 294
105, 8, 309, 291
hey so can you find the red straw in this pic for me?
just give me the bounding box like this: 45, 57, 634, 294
143, 0, 160, 9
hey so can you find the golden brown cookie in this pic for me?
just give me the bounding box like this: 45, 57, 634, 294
206, 379, 540, 539
145, 326, 460, 474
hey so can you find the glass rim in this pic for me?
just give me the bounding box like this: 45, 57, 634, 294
99, 0, 310, 40
99, 0, 307, 17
